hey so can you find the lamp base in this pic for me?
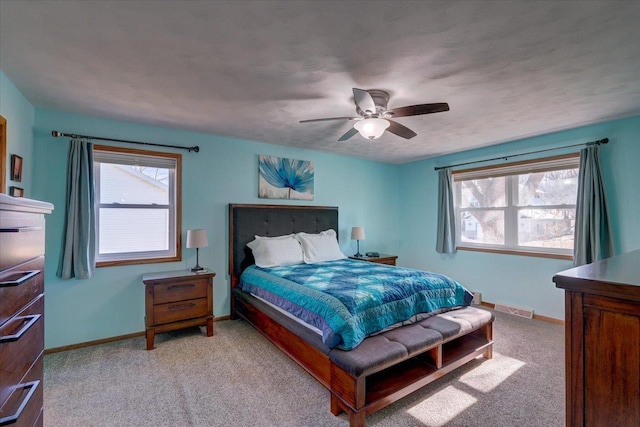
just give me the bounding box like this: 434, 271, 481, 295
190, 247, 204, 272
353, 240, 362, 258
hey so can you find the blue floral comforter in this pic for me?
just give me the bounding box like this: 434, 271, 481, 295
239, 258, 473, 350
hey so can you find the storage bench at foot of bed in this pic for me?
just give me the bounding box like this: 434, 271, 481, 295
329, 323, 493, 426
234, 289, 493, 427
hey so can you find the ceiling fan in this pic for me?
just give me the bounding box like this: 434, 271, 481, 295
299, 88, 449, 141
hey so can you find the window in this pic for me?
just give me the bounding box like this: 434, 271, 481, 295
93, 145, 181, 266
453, 154, 579, 258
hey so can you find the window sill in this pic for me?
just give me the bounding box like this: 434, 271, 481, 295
97, 255, 181, 268
456, 246, 573, 261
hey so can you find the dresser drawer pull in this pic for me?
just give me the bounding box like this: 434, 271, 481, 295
0, 270, 41, 287
168, 283, 195, 290
0, 380, 39, 426
0, 314, 41, 343
0, 226, 42, 233
168, 303, 196, 311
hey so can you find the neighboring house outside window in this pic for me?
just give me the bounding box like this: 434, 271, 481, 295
93, 145, 182, 266
453, 153, 579, 259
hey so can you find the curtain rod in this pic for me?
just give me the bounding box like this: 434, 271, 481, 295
51, 131, 199, 153
434, 138, 608, 171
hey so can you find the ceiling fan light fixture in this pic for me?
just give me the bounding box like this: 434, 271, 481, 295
354, 118, 390, 140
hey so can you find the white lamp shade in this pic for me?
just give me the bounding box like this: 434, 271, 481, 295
353, 118, 390, 140
351, 227, 365, 240
186, 229, 208, 248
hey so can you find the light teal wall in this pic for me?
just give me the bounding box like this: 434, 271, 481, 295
5, 68, 639, 346
0, 72, 35, 194
398, 115, 640, 320
32, 108, 401, 349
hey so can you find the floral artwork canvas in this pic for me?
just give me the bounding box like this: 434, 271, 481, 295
259, 155, 314, 200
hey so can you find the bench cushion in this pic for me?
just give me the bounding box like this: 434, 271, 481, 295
329, 306, 493, 377
420, 306, 493, 340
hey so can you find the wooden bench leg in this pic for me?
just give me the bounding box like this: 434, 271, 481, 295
349, 410, 365, 427
331, 393, 365, 426
483, 322, 494, 359
330, 394, 344, 415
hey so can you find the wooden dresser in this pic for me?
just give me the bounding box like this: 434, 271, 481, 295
0, 194, 53, 427
553, 250, 640, 427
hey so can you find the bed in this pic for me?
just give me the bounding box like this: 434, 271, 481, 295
229, 204, 494, 426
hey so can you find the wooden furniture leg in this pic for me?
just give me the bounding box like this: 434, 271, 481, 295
206, 316, 214, 336
146, 329, 155, 350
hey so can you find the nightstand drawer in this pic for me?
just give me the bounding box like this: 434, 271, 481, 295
153, 279, 208, 305
153, 297, 209, 325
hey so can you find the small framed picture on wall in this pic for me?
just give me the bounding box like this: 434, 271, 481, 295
11, 154, 23, 182
9, 186, 24, 197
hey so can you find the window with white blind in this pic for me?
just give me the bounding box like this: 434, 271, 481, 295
453, 154, 579, 258
93, 146, 181, 266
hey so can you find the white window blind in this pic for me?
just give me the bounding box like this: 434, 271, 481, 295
93, 147, 181, 264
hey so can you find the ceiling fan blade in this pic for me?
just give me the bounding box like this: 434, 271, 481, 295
338, 127, 359, 141
353, 88, 376, 114
299, 116, 359, 123
386, 119, 417, 139
387, 103, 450, 118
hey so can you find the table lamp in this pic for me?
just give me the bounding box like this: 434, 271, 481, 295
351, 226, 365, 258
186, 229, 208, 271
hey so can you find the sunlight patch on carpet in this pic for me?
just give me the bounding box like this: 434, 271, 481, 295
459, 352, 525, 392
407, 385, 477, 426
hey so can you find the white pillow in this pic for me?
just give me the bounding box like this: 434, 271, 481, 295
294, 229, 346, 263
247, 234, 304, 268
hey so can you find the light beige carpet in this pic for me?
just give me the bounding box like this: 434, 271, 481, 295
44, 310, 564, 426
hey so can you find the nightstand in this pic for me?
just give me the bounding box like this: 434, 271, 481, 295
349, 254, 398, 266
142, 270, 215, 350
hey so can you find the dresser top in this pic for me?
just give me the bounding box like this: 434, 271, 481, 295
553, 249, 640, 300
0, 193, 54, 213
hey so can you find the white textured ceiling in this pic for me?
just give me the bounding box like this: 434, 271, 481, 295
1, 1, 639, 164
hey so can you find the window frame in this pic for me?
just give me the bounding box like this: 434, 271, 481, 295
93, 145, 182, 267
452, 153, 579, 260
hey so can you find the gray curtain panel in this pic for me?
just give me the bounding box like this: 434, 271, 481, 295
57, 139, 96, 279
573, 145, 614, 266
436, 168, 456, 254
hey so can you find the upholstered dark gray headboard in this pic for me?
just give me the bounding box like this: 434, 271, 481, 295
228, 204, 339, 279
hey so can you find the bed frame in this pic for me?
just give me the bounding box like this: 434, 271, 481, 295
228, 204, 493, 426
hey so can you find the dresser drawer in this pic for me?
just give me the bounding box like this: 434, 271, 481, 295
0, 295, 44, 409
153, 297, 210, 325
0, 354, 43, 427
153, 278, 209, 305
0, 257, 44, 327
0, 211, 45, 272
